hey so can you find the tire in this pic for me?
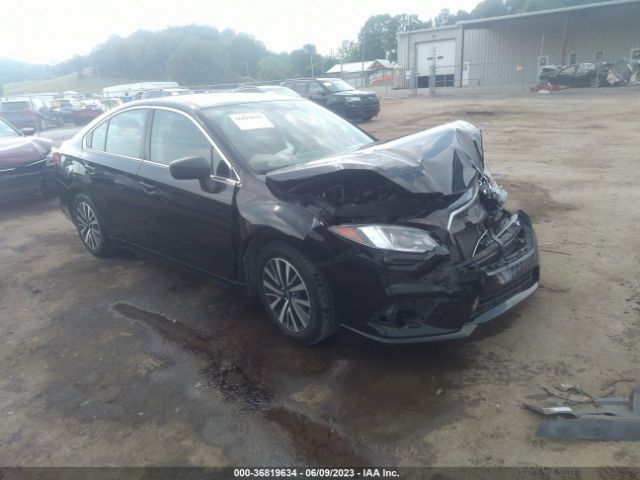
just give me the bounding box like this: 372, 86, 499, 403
332, 104, 347, 118
72, 194, 117, 258
257, 241, 336, 345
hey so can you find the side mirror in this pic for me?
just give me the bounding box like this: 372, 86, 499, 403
21, 127, 35, 136
169, 156, 211, 180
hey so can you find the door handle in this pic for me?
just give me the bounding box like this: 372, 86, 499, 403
138, 181, 158, 195
84, 164, 97, 175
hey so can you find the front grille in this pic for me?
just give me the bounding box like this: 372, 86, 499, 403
474, 269, 538, 316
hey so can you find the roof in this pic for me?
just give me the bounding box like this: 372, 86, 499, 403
398, 0, 638, 34
326, 59, 394, 74
122, 92, 303, 111
460, 0, 639, 27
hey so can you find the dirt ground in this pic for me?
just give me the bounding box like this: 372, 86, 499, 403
0, 90, 638, 468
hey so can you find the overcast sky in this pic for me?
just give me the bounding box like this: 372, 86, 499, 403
3, 0, 478, 64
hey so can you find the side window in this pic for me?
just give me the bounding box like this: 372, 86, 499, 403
90, 121, 108, 151
105, 109, 147, 158
150, 110, 213, 168
308, 82, 324, 94
294, 82, 309, 94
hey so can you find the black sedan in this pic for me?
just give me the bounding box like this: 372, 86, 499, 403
55, 93, 539, 345
0, 118, 57, 201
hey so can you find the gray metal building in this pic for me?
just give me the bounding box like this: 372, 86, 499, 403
397, 0, 640, 88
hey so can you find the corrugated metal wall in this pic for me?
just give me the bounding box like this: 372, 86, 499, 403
397, 26, 462, 87
398, 1, 640, 88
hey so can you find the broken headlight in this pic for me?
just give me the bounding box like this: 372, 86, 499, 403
478, 166, 508, 208
329, 225, 439, 253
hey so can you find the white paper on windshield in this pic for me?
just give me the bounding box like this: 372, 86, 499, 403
228, 112, 274, 130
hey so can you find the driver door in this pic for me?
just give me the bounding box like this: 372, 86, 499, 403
135, 108, 239, 281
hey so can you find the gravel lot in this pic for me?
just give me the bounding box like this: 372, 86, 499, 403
0, 90, 638, 467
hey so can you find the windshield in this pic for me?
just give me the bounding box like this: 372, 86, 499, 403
202, 100, 373, 174
320, 79, 355, 93
0, 119, 19, 137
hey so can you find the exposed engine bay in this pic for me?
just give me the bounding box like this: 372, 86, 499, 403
274, 169, 461, 224
265, 120, 519, 260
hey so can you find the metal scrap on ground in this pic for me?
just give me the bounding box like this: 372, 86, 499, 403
525, 385, 640, 441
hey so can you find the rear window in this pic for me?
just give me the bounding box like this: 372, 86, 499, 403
1, 101, 30, 111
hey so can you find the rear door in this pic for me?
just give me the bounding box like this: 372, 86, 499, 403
135, 108, 239, 281
307, 81, 328, 106
81, 108, 148, 243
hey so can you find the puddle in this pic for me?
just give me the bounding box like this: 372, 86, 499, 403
112, 302, 271, 408
112, 302, 371, 464
266, 407, 369, 465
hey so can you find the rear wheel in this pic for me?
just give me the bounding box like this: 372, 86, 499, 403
72, 194, 117, 258
258, 242, 336, 344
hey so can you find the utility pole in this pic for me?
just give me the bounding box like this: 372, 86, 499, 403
361, 34, 366, 87
310, 52, 314, 77
429, 46, 436, 96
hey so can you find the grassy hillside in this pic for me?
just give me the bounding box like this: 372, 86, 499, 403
3, 68, 144, 96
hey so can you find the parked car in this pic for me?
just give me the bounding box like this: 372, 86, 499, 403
72, 101, 106, 125
55, 93, 538, 345
538, 62, 609, 87
0, 117, 57, 201
281, 78, 380, 121
0, 98, 63, 130
234, 85, 301, 97
141, 88, 193, 99
50, 98, 77, 123
101, 98, 123, 110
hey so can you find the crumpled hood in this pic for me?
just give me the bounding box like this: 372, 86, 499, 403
0, 136, 52, 169
266, 120, 484, 196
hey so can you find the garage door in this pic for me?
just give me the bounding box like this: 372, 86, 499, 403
416, 40, 456, 76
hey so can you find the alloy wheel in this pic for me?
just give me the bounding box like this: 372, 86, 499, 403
75, 201, 103, 251
262, 257, 311, 333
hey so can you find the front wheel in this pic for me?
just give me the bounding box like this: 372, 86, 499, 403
258, 242, 336, 344
332, 104, 347, 118
72, 194, 117, 258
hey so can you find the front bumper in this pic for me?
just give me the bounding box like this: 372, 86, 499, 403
341, 100, 380, 119
324, 211, 539, 344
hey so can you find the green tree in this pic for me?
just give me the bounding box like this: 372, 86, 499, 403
226, 33, 268, 78
358, 14, 393, 61
289, 45, 321, 76
167, 40, 237, 85
471, 0, 509, 17
338, 40, 360, 63
257, 56, 294, 81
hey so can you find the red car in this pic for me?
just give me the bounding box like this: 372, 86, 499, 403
72, 102, 106, 125
0, 118, 57, 201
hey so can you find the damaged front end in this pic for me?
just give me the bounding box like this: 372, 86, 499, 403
266, 121, 539, 343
